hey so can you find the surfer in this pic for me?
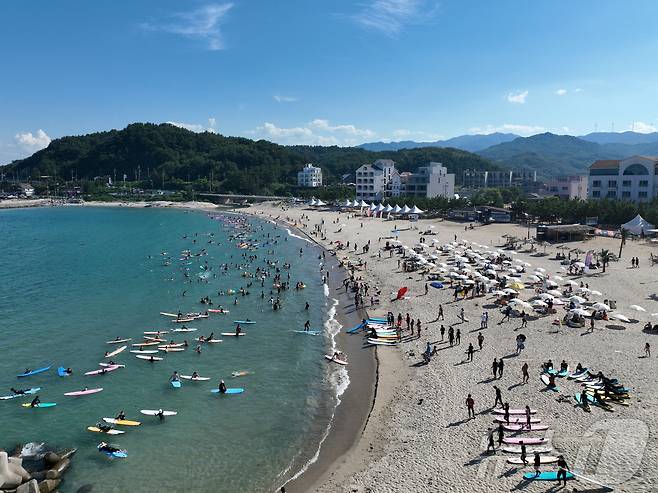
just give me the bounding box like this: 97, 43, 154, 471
30, 395, 41, 408
533, 452, 541, 476
96, 421, 113, 433
10, 388, 26, 395
98, 442, 122, 454
157, 409, 165, 421
493, 386, 503, 408
194, 345, 202, 354
116, 410, 126, 420
524, 405, 532, 428
522, 362, 530, 384
236, 324, 242, 336
556, 456, 570, 485
192, 371, 200, 379
486, 428, 496, 454
170, 372, 180, 382
218, 380, 227, 394
547, 374, 557, 388
579, 389, 590, 410
304, 320, 311, 332
466, 394, 475, 419
519, 441, 527, 466
497, 422, 504, 446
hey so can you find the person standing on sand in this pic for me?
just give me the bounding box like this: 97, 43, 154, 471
520, 311, 528, 328
498, 358, 505, 378
533, 452, 541, 476
456, 328, 461, 345
492, 358, 499, 379
645, 342, 651, 357
440, 325, 446, 340
520, 441, 527, 466
493, 386, 503, 407
589, 315, 595, 333
424, 283, 428, 295
522, 362, 530, 384
467, 343, 474, 361
524, 405, 532, 429
501, 305, 512, 324
556, 455, 570, 486
448, 327, 455, 346
466, 394, 475, 419
487, 428, 496, 454
438, 304, 444, 320
477, 331, 484, 350
503, 402, 510, 424
497, 422, 505, 446
459, 307, 465, 322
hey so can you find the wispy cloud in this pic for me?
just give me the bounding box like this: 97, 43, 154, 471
273, 95, 299, 103
167, 118, 218, 133
506, 90, 528, 104
391, 129, 443, 141
142, 3, 233, 50
468, 123, 544, 136
629, 121, 656, 134
15, 129, 51, 151
352, 0, 436, 37
555, 89, 567, 96
249, 119, 376, 146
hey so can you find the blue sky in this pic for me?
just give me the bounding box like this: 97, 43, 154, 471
2, 0, 658, 164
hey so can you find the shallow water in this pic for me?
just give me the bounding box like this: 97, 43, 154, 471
0, 207, 335, 493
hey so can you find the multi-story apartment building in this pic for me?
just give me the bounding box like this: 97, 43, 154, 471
355, 159, 399, 201
588, 156, 658, 202
297, 163, 323, 187
543, 175, 588, 200
400, 162, 455, 198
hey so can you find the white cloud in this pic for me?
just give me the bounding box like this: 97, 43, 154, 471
15, 129, 51, 151
273, 95, 298, 103
574, 88, 583, 93
468, 124, 544, 136
250, 119, 377, 146
142, 3, 233, 50
630, 121, 657, 134
555, 89, 567, 96
352, 0, 436, 37
167, 118, 217, 133
392, 129, 443, 141
506, 90, 528, 104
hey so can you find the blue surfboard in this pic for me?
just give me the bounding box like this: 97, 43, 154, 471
524, 471, 574, 481
171, 380, 181, 388
211, 388, 244, 394
17, 366, 51, 378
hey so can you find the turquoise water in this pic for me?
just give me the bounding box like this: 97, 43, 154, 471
0, 207, 335, 493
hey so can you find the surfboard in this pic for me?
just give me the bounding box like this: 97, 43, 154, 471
231, 371, 251, 377
22, 402, 57, 408
233, 320, 255, 324
171, 380, 181, 388
65, 388, 103, 396
100, 449, 127, 458
541, 373, 559, 392
211, 388, 244, 394
570, 471, 610, 488
171, 328, 197, 332
135, 355, 163, 361
103, 418, 141, 426
144, 336, 167, 342
180, 375, 211, 381
503, 424, 549, 432
494, 417, 541, 424
132, 342, 160, 347
158, 342, 185, 347
220, 332, 246, 336
208, 309, 229, 313
0, 388, 40, 400
502, 446, 552, 454
523, 471, 574, 481
366, 339, 397, 346
160, 312, 177, 317
325, 355, 348, 365
159, 348, 185, 352
85, 365, 120, 375
508, 456, 558, 465
106, 338, 132, 344
195, 338, 222, 343
17, 366, 51, 378
144, 331, 169, 335
172, 318, 194, 323
567, 368, 588, 379
87, 426, 124, 435
493, 408, 537, 415
57, 367, 71, 377
503, 437, 545, 445
104, 346, 127, 358
130, 350, 158, 354
293, 330, 320, 335
140, 409, 177, 416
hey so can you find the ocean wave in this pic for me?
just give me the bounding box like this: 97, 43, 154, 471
323, 283, 329, 297
286, 228, 313, 244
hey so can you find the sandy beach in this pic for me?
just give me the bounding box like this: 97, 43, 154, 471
245, 202, 658, 493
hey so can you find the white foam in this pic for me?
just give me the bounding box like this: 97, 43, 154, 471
323, 283, 329, 297
286, 228, 313, 244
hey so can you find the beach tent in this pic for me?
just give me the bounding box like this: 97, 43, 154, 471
359, 200, 369, 207
393, 205, 402, 213
376, 203, 385, 213
621, 214, 655, 235
343, 199, 353, 207
401, 205, 411, 214
309, 198, 317, 206
409, 205, 424, 214
315, 199, 326, 206
369, 203, 378, 211
384, 204, 393, 213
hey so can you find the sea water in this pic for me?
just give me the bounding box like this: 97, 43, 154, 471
0, 206, 337, 493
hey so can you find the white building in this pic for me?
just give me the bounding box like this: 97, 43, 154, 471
400, 162, 455, 198
544, 175, 588, 200
355, 159, 400, 201
588, 155, 658, 202
297, 163, 322, 188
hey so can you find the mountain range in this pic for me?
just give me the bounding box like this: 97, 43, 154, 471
360, 131, 658, 177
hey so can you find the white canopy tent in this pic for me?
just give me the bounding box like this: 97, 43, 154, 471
384, 204, 393, 213
315, 199, 326, 206
409, 205, 424, 214
343, 199, 353, 207
621, 214, 655, 235
359, 200, 369, 207
309, 198, 317, 206
393, 205, 402, 213
401, 205, 411, 214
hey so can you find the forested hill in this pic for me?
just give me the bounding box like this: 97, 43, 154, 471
3, 123, 499, 194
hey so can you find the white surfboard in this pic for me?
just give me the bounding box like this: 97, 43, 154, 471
140, 409, 177, 416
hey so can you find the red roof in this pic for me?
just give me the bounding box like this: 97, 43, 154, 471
589, 159, 620, 169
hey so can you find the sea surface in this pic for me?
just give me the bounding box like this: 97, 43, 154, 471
0, 206, 341, 493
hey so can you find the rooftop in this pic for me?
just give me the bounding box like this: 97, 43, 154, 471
589, 160, 620, 169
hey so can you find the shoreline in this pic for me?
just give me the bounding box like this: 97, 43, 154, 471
237, 209, 383, 493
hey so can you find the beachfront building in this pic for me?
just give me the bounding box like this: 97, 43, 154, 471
462, 169, 538, 191
400, 162, 455, 198
297, 163, 323, 188
543, 175, 588, 200
588, 155, 658, 202
355, 159, 400, 201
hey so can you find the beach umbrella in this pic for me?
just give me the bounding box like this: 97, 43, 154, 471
566, 280, 579, 286
537, 293, 554, 300
503, 288, 518, 295
547, 289, 563, 297
630, 305, 647, 312
545, 280, 558, 288
611, 313, 630, 323
510, 299, 532, 309
509, 282, 525, 290
535, 267, 546, 273
316, 199, 326, 206
531, 300, 548, 307
492, 290, 506, 296
574, 261, 586, 268
343, 199, 353, 207
590, 290, 602, 296
487, 279, 500, 285
592, 302, 610, 311
570, 308, 592, 317
652, 313, 658, 318
553, 275, 564, 281
569, 295, 587, 304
